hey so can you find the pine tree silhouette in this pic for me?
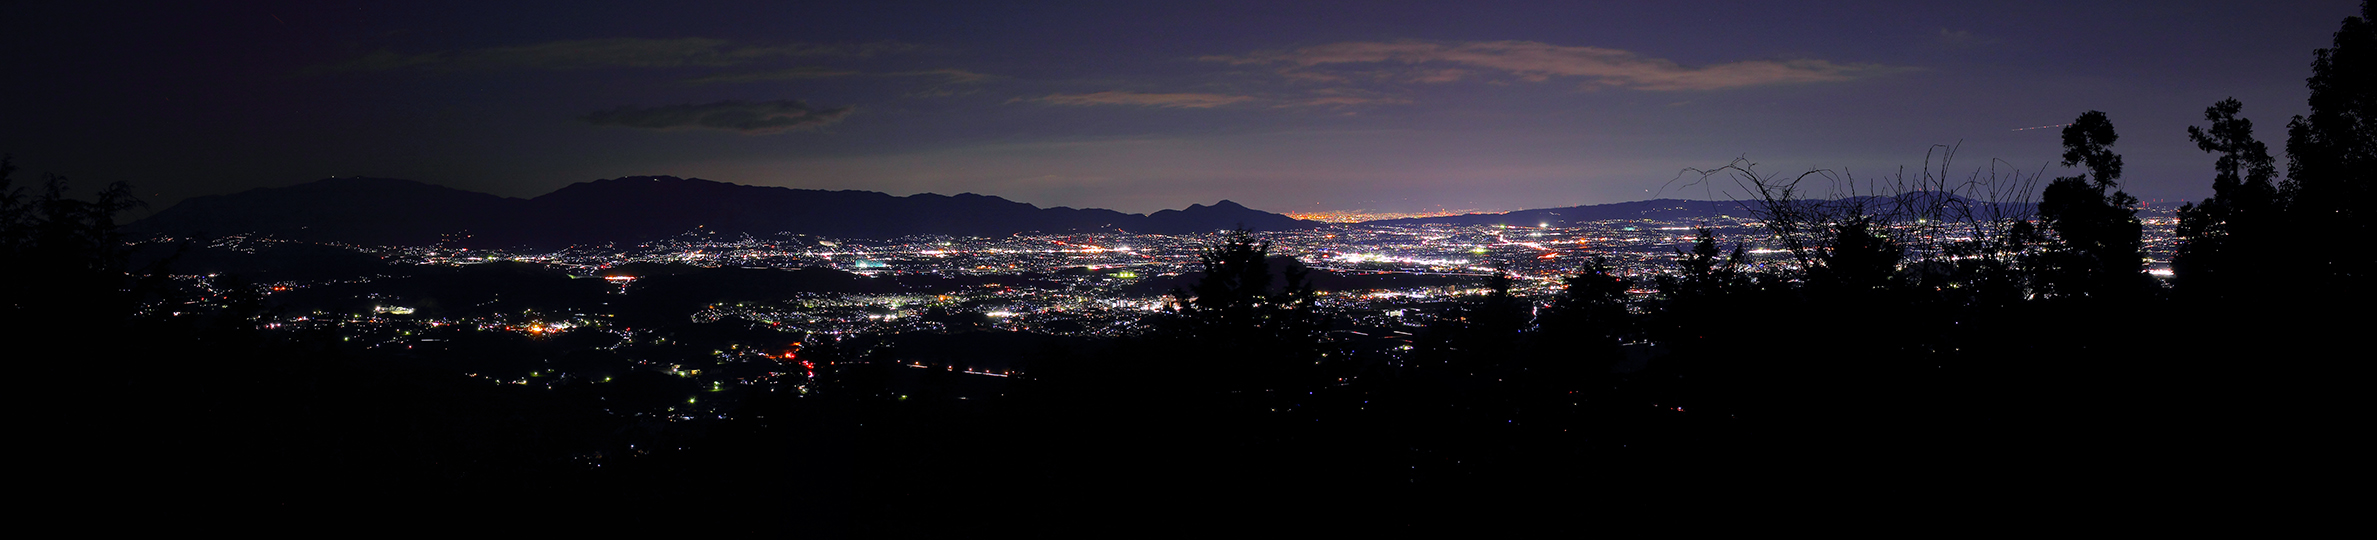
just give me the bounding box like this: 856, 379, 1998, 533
2035, 111, 2149, 300
2175, 98, 2282, 301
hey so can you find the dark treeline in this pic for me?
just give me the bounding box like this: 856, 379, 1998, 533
9, 4, 2371, 535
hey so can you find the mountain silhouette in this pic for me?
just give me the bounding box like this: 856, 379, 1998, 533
130, 177, 527, 246
130, 176, 1317, 246
1360, 196, 2031, 227
1357, 199, 1768, 228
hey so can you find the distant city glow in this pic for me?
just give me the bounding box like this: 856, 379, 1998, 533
1287, 209, 1493, 223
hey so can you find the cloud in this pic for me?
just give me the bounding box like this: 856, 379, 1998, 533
1281, 87, 1411, 107
683, 67, 993, 96
880, 69, 999, 97
581, 100, 853, 134
1286, 95, 1412, 107
1016, 87, 1411, 109
320, 38, 918, 72
686, 67, 994, 85
1935, 28, 1998, 47
682, 66, 863, 84
1407, 68, 1470, 83
892, 69, 995, 85
1279, 71, 1350, 84
1204, 40, 1898, 91
1018, 91, 1259, 108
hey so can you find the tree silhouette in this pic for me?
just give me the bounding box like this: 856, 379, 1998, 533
1808, 215, 1904, 298
2035, 111, 2148, 300
0, 156, 148, 340
1164, 228, 1325, 392
1171, 229, 1275, 343
1647, 229, 1754, 358
2283, 1, 2375, 294
1529, 258, 1635, 427
1540, 258, 1633, 358
1411, 271, 1531, 377
2175, 98, 2282, 300
1466, 271, 1532, 357
1655, 228, 1753, 304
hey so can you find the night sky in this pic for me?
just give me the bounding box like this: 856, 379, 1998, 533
4, 1, 2358, 216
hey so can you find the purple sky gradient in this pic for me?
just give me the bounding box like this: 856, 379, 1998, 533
3, 1, 2360, 215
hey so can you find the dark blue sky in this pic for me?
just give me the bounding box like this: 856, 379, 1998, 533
3, 1, 2360, 215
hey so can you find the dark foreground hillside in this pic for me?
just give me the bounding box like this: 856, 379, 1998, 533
37, 290, 2355, 535
21, 222, 2359, 535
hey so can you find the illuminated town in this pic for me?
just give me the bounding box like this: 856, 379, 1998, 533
12, 0, 2360, 530
138, 207, 2182, 421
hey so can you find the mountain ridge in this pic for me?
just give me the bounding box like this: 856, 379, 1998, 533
1355, 195, 2037, 227
131, 176, 1317, 247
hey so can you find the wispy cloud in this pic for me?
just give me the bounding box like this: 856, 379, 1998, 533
1935, 28, 1998, 48
681, 66, 864, 84
1018, 91, 1259, 108
893, 69, 995, 85
581, 100, 853, 134
1205, 40, 1899, 91
684, 67, 994, 97
1280, 88, 1411, 107
318, 38, 918, 72
1016, 88, 1411, 109
896, 69, 999, 97
685, 67, 994, 85
1285, 95, 1411, 107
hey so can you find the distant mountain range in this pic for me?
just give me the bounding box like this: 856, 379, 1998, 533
130, 176, 1317, 247
131, 176, 2040, 247
1361, 199, 1762, 227
1364, 195, 2035, 228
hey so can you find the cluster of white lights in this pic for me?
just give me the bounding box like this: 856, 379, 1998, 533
1330, 253, 1471, 267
